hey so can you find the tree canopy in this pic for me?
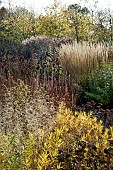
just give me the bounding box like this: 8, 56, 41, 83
0, 1, 113, 43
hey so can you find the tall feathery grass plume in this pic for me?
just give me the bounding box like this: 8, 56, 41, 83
59, 41, 111, 85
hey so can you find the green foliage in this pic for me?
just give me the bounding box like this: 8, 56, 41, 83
68, 4, 90, 14
36, 0, 71, 38
0, 7, 37, 58
0, 7, 38, 43
0, 2, 93, 44
0, 39, 20, 58
0, 7, 7, 20
67, 3, 92, 42
0, 1, 113, 46
0, 134, 25, 170
37, 12, 71, 38
85, 64, 113, 104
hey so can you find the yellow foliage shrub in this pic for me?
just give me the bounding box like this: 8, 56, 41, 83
1, 102, 113, 170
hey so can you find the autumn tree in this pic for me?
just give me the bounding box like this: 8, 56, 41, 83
36, 0, 71, 38
66, 3, 92, 42
0, 6, 38, 42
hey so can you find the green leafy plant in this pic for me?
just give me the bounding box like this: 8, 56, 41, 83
85, 63, 113, 104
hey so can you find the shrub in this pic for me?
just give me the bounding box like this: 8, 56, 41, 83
1, 103, 113, 170
21, 36, 74, 78
21, 36, 61, 79
0, 39, 21, 59
85, 63, 113, 105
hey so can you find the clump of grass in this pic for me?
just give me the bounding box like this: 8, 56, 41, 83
59, 41, 110, 85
